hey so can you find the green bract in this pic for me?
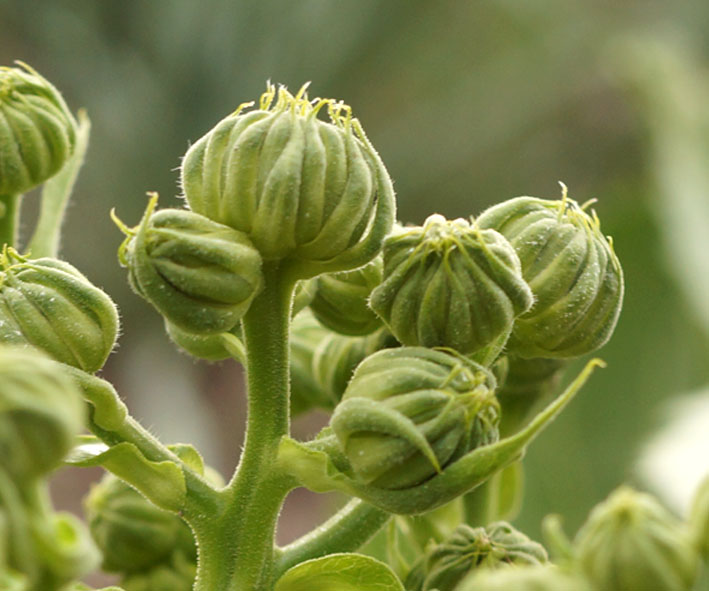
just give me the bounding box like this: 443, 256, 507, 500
406, 521, 548, 591
0, 250, 119, 373
180, 84, 395, 277
370, 214, 533, 357
116, 194, 263, 334
0, 346, 84, 482
574, 486, 699, 591
331, 347, 499, 490
85, 473, 196, 575
0, 62, 77, 195
476, 188, 624, 358
309, 256, 383, 335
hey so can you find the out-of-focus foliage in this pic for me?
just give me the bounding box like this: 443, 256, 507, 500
2, 0, 708, 542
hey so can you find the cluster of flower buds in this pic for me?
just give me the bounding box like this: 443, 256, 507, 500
405, 521, 548, 591
0, 62, 77, 196
85, 473, 197, 591
331, 347, 499, 490
0, 249, 119, 373
180, 84, 395, 279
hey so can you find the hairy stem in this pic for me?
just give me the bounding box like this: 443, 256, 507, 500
0, 193, 21, 249
191, 263, 296, 591
276, 499, 391, 577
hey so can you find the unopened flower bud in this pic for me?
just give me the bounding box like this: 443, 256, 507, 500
0, 346, 84, 481
0, 62, 77, 195
86, 473, 196, 575
331, 347, 499, 490
312, 327, 398, 406
121, 551, 195, 591
476, 187, 623, 358
574, 486, 699, 591
458, 565, 591, 591
370, 215, 533, 357
181, 84, 395, 277
116, 195, 263, 334
0, 251, 119, 372
309, 256, 383, 335
406, 521, 548, 591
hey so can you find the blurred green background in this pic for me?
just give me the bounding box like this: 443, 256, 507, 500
3, 0, 709, 556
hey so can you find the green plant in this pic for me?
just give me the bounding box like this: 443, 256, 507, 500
0, 62, 705, 591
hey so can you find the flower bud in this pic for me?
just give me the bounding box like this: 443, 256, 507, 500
458, 565, 591, 591
495, 355, 567, 436
406, 521, 548, 591
0, 62, 77, 195
121, 551, 195, 591
0, 250, 119, 372
312, 327, 398, 406
309, 256, 383, 335
181, 84, 395, 277
116, 195, 263, 334
574, 486, 699, 591
370, 215, 533, 357
0, 346, 84, 481
331, 347, 499, 490
476, 188, 623, 358
86, 473, 196, 575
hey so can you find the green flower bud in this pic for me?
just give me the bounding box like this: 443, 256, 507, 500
86, 473, 196, 575
121, 551, 195, 591
331, 347, 499, 490
495, 355, 567, 436
476, 187, 624, 358
457, 565, 591, 591
0, 62, 77, 195
164, 320, 244, 362
0, 346, 84, 481
0, 250, 119, 373
312, 327, 398, 407
289, 310, 335, 416
309, 256, 383, 335
180, 84, 395, 277
116, 194, 263, 334
406, 521, 548, 591
370, 215, 533, 357
574, 486, 699, 591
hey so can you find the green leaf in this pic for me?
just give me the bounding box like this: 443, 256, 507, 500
274, 553, 404, 591
66, 437, 186, 511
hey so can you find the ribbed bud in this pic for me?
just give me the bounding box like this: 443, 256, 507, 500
370, 215, 533, 356
495, 355, 567, 436
574, 486, 699, 591
116, 195, 263, 334
331, 347, 499, 490
309, 256, 383, 335
0, 250, 119, 372
406, 521, 548, 591
0, 62, 77, 195
312, 327, 398, 406
180, 84, 395, 277
289, 310, 336, 416
457, 565, 591, 591
476, 188, 623, 358
86, 473, 196, 575
0, 346, 84, 482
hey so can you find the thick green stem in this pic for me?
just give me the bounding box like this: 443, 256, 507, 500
191, 263, 296, 591
276, 499, 391, 577
0, 193, 21, 248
